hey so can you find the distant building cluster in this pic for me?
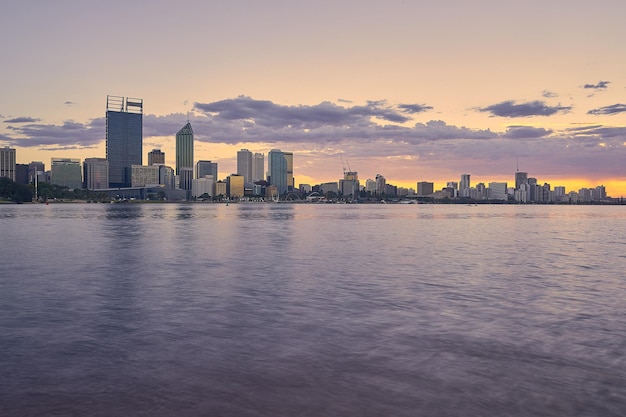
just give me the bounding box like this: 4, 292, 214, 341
0, 95, 615, 203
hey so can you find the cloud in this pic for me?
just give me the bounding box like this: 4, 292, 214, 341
337, 99, 353, 104
587, 103, 626, 116
4, 116, 41, 123
64, 101, 75, 106
478, 100, 572, 117
542, 90, 558, 98
583, 81, 610, 89
398, 103, 434, 114
503, 126, 552, 139
4, 118, 104, 148
194, 96, 414, 128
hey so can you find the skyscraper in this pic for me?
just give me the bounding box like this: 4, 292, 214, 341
106, 96, 143, 188
196, 160, 218, 181
0, 147, 16, 181
515, 171, 528, 190
176, 122, 194, 176
268, 149, 287, 195
237, 149, 253, 184
83, 158, 109, 190
283, 152, 294, 190
148, 149, 165, 166
252, 152, 264, 182
51, 158, 82, 190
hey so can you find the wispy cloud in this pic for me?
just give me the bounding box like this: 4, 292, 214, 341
398, 103, 434, 114
64, 101, 75, 106
583, 81, 610, 89
478, 100, 572, 117
5, 119, 104, 148
4, 116, 41, 123
587, 103, 626, 116
503, 126, 552, 139
542, 90, 558, 98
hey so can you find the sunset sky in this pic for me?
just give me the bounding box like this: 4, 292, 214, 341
1, 0, 625, 195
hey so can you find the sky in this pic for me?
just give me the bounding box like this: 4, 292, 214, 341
1, 0, 626, 195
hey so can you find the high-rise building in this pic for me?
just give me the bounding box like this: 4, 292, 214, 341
488, 182, 508, 201
51, 158, 82, 190
131, 165, 160, 187
28, 161, 45, 184
179, 167, 193, 192
148, 149, 165, 166
268, 149, 287, 195
176, 122, 194, 175
15, 164, 29, 184
0, 147, 16, 181
252, 153, 264, 182
237, 149, 253, 184
283, 151, 294, 190
375, 174, 386, 195
417, 181, 434, 196
339, 171, 359, 198
196, 160, 216, 180
83, 158, 109, 190
227, 174, 245, 198
106, 95, 143, 188
515, 171, 528, 190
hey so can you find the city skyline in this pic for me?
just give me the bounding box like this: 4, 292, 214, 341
1, 1, 625, 195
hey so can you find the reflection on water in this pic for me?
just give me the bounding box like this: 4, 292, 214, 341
0, 203, 625, 417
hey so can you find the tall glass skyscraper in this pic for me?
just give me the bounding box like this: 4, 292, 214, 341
106, 96, 143, 188
176, 122, 194, 176
237, 149, 253, 185
268, 149, 287, 195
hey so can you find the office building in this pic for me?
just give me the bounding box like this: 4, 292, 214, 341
106, 95, 143, 187
196, 160, 217, 181
192, 175, 214, 198
15, 164, 29, 184
148, 149, 165, 166
214, 181, 227, 197
176, 122, 193, 175
83, 158, 109, 190
131, 165, 160, 187
159, 165, 175, 189
417, 181, 434, 196
179, 167, 193, 192
339, 171, 359, 198
252, 153, 264, 182
28, 161, 45, 184
51, 158, 82, 190
227, 174, 245, 198
0, 147, 16, 181
515, 171, 528, 190
375, 174, 386, 195
268, 149, 288, 195
237, 149, 253, 184
284, 151, 294, 190
460, 174, 471, 197
488, 182, 508, 201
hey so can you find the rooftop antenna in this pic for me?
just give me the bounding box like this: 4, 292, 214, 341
187, 111, 190, 124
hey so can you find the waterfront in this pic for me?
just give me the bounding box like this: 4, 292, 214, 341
1, 203, 625, 416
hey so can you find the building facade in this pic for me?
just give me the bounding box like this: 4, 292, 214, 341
252, 152, 264, 182
0, 147, 16, 181
196, 160, 217, 182
148, 149, 165, 166
175, 122, 194, 176
237, 149, 253, 185
51, 158, 82, 190
106, 96, 143, 188
83, 158, 109, 190
268, 149, 288, 195
131, 165, 160, 187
